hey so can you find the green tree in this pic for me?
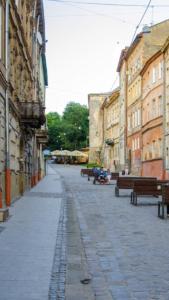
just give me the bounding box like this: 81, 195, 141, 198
62, 102, 89, 150
46, 102, 89, 151
46, 112, 62, 151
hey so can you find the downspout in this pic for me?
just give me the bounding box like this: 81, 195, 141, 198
162, 53, 166, 179
124, 60, 128, 171
31, 6, 40, 187
5, 0, 10, 206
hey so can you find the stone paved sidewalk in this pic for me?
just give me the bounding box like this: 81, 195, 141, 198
0, 165, 62, 300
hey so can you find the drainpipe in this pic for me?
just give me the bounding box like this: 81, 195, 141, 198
162, 53, 166, 179
5, 0, 10, 207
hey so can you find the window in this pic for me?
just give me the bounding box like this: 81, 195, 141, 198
138, 109, 141, 126
152, 67, 156, 83
152, 99, 156, 119
159, 61, 163, 79
128, 116, 131, 131
137, 137, 140, 149
135, 111, 138, 127
147, 103, 150, 121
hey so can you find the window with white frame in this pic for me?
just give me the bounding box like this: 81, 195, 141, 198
138, 108, 141, 126
152, 67, 156, 83
132, 112, 135, 128
128, 116, 131, 131
159, 61, 163, 79
135, 110, 137, 127
137, 137, 140, 149
152, 98, 156, 119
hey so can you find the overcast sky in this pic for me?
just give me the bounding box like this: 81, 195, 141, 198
44, 0, 169, 114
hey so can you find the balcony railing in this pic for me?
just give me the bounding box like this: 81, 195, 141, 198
105, 138, 114, 146
20, 101, 46, 128
36, 129, 48, 144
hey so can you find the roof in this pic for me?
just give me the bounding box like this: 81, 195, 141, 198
117, 19, 169, 72
161, 36, 169, 53
101, 87, 120, 109
116, 47, 129, 72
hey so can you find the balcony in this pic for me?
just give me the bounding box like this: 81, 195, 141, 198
36, 129, 48, 144
20, 101, 46, 128
105, 138, 114, 146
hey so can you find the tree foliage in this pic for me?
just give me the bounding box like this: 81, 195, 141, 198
46, 102, 89, 151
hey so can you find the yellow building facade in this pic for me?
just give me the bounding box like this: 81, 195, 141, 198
118, 20, 169, 175
101, 88, 120, 171
0, 0, 48, 213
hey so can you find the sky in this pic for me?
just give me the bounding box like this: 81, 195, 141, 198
44, 0, 169, 114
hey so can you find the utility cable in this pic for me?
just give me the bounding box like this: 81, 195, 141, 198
48, 0, 169, 8
131, 0, 152, 43
50, 0, 133, 24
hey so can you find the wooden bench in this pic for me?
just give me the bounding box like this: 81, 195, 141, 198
158, 184, 169, 219
80, 168, 92, 177
130, 180, 163, 205
87, 169, 95, 181
115, 176, 156, 197
111, 172, 119, 180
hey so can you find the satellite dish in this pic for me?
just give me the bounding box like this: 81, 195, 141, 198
37, 31, 43, 45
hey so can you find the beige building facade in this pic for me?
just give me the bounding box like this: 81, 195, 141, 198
117, 20, 169, 175
101, 88, 120, 171
88, 93, 111, 164
141, 51, 164, 179
163, 38, 169, 179
0, 0, 48, 212
89, 20, 169, 179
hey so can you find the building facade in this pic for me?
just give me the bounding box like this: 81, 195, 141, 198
0, 0, 48, 212
101, 88, 120, 171
117, 48, 128, 172
163, 38, 169, 179
141, 51, 164, 179
117, 20, 169, 175
88, 93, 111, 164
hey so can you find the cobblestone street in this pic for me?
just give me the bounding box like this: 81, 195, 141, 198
53, 164, 169, 300
1, 164, 169, 299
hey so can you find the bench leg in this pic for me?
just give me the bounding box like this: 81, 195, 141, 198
88, 176, 90, 181
162, 203, 165, 219
115, 186, 119, 197
130, 192, 133, 204
133, 193, 137, 206
158, 201, 161, 218
93, 178, 96, 184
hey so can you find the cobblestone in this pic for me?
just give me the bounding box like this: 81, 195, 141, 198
53, 164, 169, 300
